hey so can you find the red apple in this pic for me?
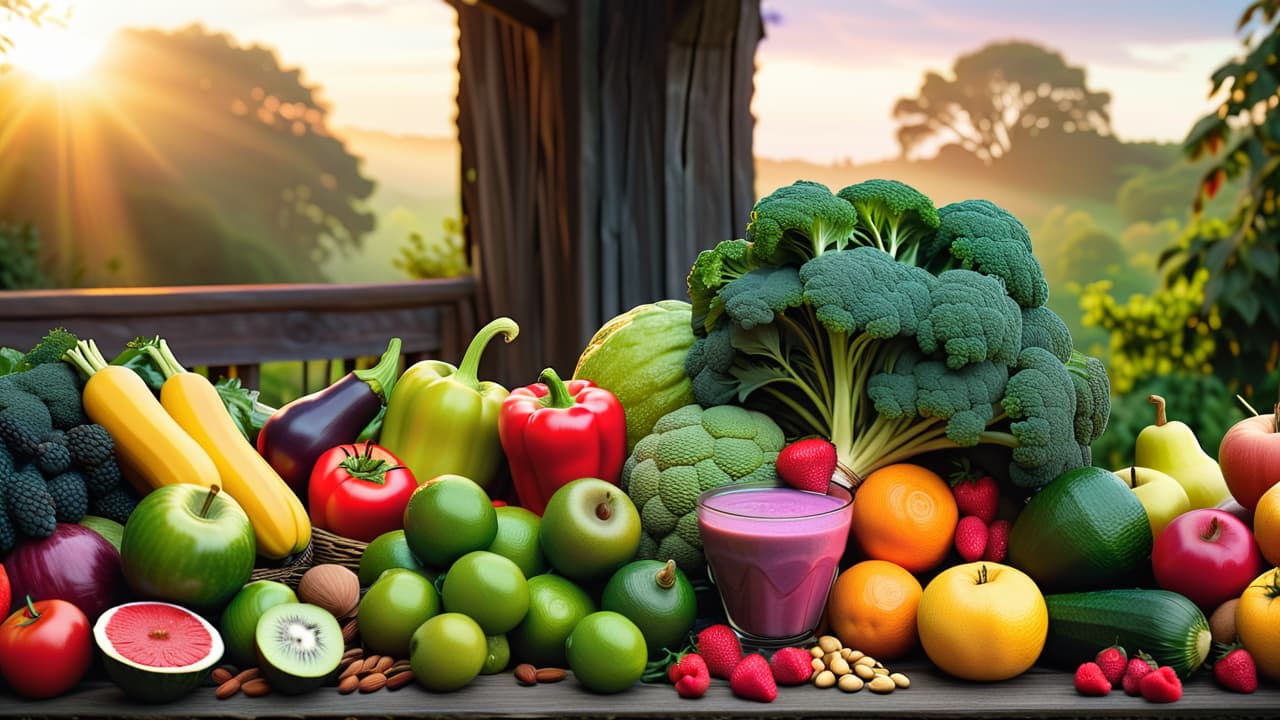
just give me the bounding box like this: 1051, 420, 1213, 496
1151, 508, 1263, 612
1219, 411, 1280, 510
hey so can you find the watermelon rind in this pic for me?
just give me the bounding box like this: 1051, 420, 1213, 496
93, 601, 224, 703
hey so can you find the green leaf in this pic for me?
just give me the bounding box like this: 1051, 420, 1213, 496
214, 377, 256, 443
1246, 242, 1280, 278
0, 347, 25, 375
109, 339, 166, 393
1233, 287, 1262, 325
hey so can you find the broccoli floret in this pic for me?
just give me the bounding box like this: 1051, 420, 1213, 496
837, 179, 940, 264
685, 323, 741, 408
868, 353, 1009, 446
916, 268, 1023, 368
928, 200, 1050, 309
0, 482, 15, 553
622, 403, 785, 576
19, 327, 80, 369
801, 246, 935, 338
47, 470, 89, 523
14, 362, 87, 429
688, 239, 765, 333
65, 423, 115, 467
745, 180, 859, 264
91, 487, 139, 525
0, 443, 12, 478
1000, 346, 1086, 489
1021, 306, 1073, 364
84, 457, 123, 499
0, 384, 53, 458
719, 266, 805, 330
1067, 350, 1111, 447
8, 465, 56, 538
34, 440, 71, 476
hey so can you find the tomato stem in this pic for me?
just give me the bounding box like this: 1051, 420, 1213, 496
17, 595, 40, 627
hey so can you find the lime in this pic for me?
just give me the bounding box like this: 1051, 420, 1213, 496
402, 474, 497, 569
508, 574, 596, 667
488, 506, 548, 578
601, 559, 696, 657
440, 551, 529, 634
358, 569, 440, 657
481, 634, 510, 675
565, 611, 647, 693
409, 613, 488, 692
359, 530, 431, 586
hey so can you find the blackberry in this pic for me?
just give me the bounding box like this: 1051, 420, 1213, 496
65, 424, 115, 467
0, 413, 43, 459
47, 470, 89, 523
91, 487, 139, 526
34, 441, 72, 476
0, 484, 15, 553
84, 458, 123, 499
8, 466, 56, 538
41, 429, 67, 445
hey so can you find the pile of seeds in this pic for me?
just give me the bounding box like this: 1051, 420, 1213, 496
808, 635, 910, 694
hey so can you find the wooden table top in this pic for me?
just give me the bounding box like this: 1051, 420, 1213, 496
2, 662, 1277, 719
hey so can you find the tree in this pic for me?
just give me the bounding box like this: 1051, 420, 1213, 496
893, 42, 1112, 164
1172, 0, 1280, 394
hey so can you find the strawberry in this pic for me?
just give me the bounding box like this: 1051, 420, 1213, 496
1094, 645, 1127, 688
1073, 661, 1112, 696
954, 515, 988, 562
695, 624, 743, 680
1214, 644, 1258, 694
1121, 652, 1156, 696
775, 438, 837, 493
729, 654, 777, 703
983, 519, 1011, 562
768, 646, 813, 686
1139, 665, 1182, 703
949, 460, 999, 523
668, 653, 711, 699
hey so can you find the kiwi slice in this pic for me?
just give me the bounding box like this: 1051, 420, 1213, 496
255, 603, 344, 695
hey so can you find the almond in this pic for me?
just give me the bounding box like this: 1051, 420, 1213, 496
359, 673, 387, 693
371, 656, 394, 675
240, 678, 271, 697
339, 659, 365, 680
342, 648, 364, 662
342, 618, 360, 645
215, 679, 241, 699
337, 675, 359, 694
363, 655, 383, 671
385, 671, 416, 690
534, 668, 567, 683
385, 661, 412, 677
514, 663, 537, 686
232, 667, 261, 684
211, 667, 234, 685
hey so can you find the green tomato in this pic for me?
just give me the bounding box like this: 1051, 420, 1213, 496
409, 613, 487, 692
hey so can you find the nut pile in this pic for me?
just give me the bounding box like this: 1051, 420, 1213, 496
513, 663, 568, 686
808, 635, 910, 694
210, 649, 416, 699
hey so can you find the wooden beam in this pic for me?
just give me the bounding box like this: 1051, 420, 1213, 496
473, 0, 567, 28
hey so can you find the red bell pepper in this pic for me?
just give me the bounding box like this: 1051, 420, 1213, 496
308, 442, 418, 542
498, 368, 627, 515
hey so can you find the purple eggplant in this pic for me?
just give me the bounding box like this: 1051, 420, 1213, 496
257, 337, 402, 498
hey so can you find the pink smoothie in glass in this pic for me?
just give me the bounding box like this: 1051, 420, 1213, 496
697, 483, 852, 642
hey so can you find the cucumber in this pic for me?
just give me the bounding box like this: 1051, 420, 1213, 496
1043, 589, 1211, 677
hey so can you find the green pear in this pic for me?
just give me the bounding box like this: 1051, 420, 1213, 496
1133, 395, 1231, 510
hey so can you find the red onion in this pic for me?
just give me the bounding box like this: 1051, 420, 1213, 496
5, 523, 125, 621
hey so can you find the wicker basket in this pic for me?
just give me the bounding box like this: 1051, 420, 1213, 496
310, 527, 368, 573
249, 541, 314, 589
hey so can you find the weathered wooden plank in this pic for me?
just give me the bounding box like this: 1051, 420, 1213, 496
1, 664, 1275, 718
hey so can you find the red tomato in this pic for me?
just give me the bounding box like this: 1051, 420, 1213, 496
0, 564, 9, 616
308, 442, 418, 542
0, 596, 92, 698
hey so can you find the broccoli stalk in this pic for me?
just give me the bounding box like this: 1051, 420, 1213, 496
837, 179, 940, 265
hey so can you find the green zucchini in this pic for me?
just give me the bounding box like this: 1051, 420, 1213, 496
1043, 589, 1211, 677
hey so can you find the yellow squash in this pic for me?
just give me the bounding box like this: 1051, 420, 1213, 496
65, 341, 220, 492
150, 341, 310, 560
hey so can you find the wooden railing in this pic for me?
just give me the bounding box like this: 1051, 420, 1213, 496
0, 278, 477, 394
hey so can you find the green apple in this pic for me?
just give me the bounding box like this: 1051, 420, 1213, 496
539, 478, 640, 582
358, 568, 440, 657
121, 484, 256, 611
219, 580, 298, 667
1115, 466, 1192, 540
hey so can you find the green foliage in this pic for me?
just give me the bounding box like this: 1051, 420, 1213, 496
893, 42, 1112, 165
0, 222, 49, 289
394, 216, 469, 280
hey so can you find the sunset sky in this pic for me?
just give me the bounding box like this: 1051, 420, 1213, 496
3, 0, 1245, 164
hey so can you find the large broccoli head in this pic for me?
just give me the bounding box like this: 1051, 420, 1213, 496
621, 403, 785, 576
928, 199, 1050, 309
745, 180, 859, 264
837, 178, 940, 264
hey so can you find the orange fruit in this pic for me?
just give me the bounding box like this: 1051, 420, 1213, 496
826, 560, 921, 660
916, 562, 1047, 681
850, 463, 957, 573
1236, 567, 1280, 681
1254, 483, 1280, 567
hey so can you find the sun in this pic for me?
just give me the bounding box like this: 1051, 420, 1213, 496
6, 22, 107, 82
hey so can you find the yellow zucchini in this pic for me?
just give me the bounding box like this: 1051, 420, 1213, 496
65, 342, 220, 492
152, 350, 309, 560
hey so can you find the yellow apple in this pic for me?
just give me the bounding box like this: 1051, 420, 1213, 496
1114, 466, 1192, 540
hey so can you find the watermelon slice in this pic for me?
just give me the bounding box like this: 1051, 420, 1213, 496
94, 601, 224, 703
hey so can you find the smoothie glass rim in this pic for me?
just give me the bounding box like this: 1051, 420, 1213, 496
696, 480, 853, 522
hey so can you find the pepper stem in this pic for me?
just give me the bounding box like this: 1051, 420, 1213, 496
1148, 395, 1168, 426
656, 560, 677, 590
454, 318, 520, 389
353, 337, 403, 403
538, 368, 575, 409
201, 484, 221, 518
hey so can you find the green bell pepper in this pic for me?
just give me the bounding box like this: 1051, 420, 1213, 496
380, 317, 519, 490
